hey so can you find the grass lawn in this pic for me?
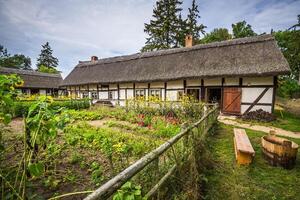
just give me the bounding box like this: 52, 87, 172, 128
237, 109, 300, 133
204, 123, 300, 200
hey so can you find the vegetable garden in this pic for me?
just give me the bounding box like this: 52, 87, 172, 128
0, 74, 217, 199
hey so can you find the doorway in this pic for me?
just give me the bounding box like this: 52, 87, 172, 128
206, 88, 222, 105
222, 87, 241, 114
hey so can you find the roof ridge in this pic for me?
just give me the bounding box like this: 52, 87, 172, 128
0, 67, 62, 78
77, 34, 274, 68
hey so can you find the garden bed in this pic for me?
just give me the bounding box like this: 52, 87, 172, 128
1, 105, 183, 199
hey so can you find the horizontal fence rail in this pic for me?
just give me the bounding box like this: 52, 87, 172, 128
84, 104, 219, 200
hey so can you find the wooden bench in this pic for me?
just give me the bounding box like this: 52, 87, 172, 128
234, 128, 255, 165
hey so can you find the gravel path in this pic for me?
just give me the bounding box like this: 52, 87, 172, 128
218, 115, 300, 139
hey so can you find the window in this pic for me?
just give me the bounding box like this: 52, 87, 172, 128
108, 91, 113, 99
82, 92, 89, 98
91, 92, 98, 99
135, 89, 145, 98
149, 89, 161, 98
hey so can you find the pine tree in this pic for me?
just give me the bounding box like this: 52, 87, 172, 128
36, 42, 59, 73
186, 0, 206, 42
142, 0, 183, 52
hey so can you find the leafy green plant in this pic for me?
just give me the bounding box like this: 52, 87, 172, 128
113, 182, 143, 200
89, 162, 103, 186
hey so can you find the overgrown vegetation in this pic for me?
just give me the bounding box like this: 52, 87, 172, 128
2, 74, 210, 199
204, 123, 300, 199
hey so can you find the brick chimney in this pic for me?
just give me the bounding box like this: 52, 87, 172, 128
91, 56, 98, 62
185, 35, 193, 47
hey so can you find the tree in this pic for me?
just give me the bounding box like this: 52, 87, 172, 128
0, 45, 32, 70
289, 14, 300, 30
232, 21, 256, 38
274, 30, 300, 80
142, 0, 183, 52
185, 0, 206, 41
36, 42, 59, 73
201, 28, 232, 43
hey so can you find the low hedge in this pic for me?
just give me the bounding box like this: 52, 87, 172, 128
14, 99, 90, 117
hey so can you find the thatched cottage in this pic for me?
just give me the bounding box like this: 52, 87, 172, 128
62, 34, 290, 115
0, 67, 65, 96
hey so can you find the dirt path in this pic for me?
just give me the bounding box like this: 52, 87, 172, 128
218, 115, 300, 139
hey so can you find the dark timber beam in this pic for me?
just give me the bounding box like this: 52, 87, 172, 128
244, 87, 270, 115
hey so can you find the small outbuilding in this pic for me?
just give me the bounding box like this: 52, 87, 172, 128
0, 67, 65, 97
62, 34, 290, 115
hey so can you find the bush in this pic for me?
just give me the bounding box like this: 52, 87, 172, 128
277, 78, 300, 98
14, 99, 90, 117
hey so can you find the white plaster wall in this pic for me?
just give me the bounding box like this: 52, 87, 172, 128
241, 88, 273, 104
120, 83, 133, 89
243, 76, 273, 86
150, 82, 164, 88
111, 91, 118, 99
204, 78, 222, 86
241, 105, 272, 114
136, 83, 147, 89
99, 91, 108, 99
224, 77, 239, 86
120, 89, 126, 99
166, 90, 181, 101
80, 85, 88, 90
89, 84, 97, 90
109, 84, 118, 90
127, 89, 134, 99
39, 89, 46, 95
187, 79, 201, 86
167, 80, 183, 89
161, 89, 165, 100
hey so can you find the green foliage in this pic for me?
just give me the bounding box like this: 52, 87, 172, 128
0, 74, 22, 124
36, 64, 59, 74
186, 0, 206, 40
0, 44, 32, 70
90, 162, 104, 186
232, 20, 257, 38
142, 0, 183, 51
113, 182, 143, 200
36, 42, 59, 72
277, 77, 300, 98
274, 29, 300, 80
14, 98, 90, 117
25, 96, 69, 156
201, 28, 232, 43
28, 162, 45, 177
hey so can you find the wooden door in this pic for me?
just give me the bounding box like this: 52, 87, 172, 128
222, 88, 241, 114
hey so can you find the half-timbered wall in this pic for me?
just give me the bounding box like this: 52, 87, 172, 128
67, 76, 276, 114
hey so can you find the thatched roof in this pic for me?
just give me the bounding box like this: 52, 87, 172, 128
0, 67, 63, 89
62, 34, 290, 86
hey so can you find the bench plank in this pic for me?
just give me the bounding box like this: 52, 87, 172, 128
234, 128, 255, 155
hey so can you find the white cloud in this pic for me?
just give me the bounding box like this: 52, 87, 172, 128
0, 0, 298, 77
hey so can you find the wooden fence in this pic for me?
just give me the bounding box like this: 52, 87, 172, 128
84, 104, 219, 200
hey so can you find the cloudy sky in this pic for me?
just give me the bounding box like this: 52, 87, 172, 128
0, 0, 299, 77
